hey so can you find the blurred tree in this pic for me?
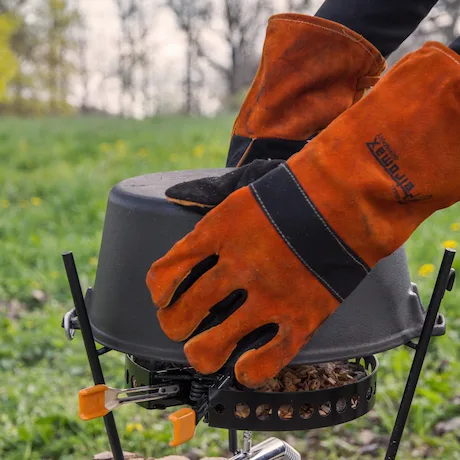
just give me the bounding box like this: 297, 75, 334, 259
167, 0, 213, 115
113, 0, 159, 117
1, 0, 80, 115
198, 0, 273, 109
285, 0, 313, 12
0, 14, 18, 101
35, 0, 80, 113
74, 12, 90, 113
0, 1, 34, 114
133, 0, 154, 116
8, 23, 40, 113
129, 0, 158, 117
114, 0, 135, 117
0, 0, 28, 16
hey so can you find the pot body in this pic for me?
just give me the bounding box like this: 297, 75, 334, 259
87, 169, 445, 364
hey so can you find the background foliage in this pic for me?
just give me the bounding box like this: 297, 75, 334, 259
0, 0, 459, 116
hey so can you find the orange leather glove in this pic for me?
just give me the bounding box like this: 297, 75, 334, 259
225, 13, 385, 167
148, 42, 460, 388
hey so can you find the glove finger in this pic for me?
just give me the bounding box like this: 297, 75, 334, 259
234, 325, 308, 389
157, 261, 240, 341
183, 297, 272, 375
146, 226, 218, 309
165, 159, 283, 208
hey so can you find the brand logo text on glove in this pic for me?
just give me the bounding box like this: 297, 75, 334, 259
366, 134, 431, 204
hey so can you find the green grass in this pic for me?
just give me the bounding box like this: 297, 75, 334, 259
0, 115, 459, 459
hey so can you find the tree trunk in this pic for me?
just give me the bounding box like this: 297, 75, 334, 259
185, 32, 193, 115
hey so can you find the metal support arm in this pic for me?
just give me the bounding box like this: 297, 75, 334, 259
385, 249, 455, 460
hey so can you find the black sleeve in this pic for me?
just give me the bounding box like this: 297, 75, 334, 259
315, 0, 438, 57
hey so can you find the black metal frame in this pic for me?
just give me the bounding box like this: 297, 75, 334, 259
62, 249, 455, 460
384, 248, 455, 460
62, 252, 124, 460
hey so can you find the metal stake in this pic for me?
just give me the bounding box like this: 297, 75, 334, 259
62, 252, 124, 460
385, 249, 455, 460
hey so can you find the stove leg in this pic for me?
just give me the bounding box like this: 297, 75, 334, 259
384, 249, 455, 460
62, 252, 124, 460
228, 429, 238, 454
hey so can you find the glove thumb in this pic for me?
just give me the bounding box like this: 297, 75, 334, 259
165, 159, 283, 209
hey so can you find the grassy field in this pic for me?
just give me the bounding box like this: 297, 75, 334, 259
0, 115, 459, 459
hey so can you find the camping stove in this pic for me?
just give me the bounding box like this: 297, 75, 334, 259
61, 170, 456, 460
